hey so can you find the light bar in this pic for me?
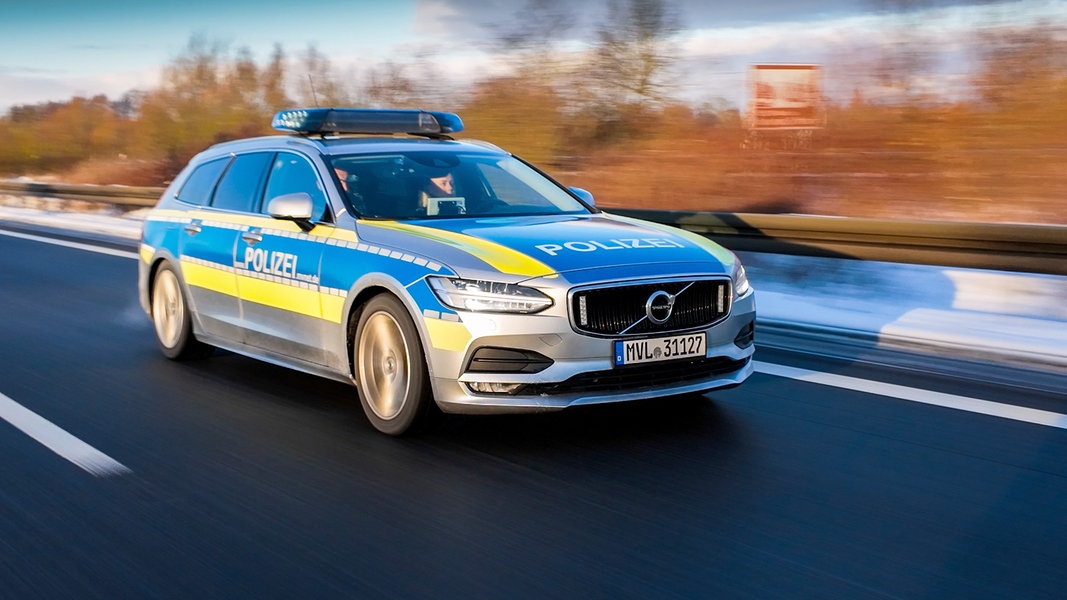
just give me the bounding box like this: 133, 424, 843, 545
271, 108, 463, 136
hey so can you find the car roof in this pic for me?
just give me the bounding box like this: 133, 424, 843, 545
196, 134, 507, 161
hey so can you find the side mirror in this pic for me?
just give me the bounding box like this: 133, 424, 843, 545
569, 186, 595, 207
267, 192, 315, 231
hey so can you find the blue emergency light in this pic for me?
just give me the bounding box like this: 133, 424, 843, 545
271, 108, 464, 137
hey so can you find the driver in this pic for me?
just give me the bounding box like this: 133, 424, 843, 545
417, 169, 464, 215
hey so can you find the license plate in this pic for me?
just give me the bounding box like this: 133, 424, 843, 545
614, 333, 706, 366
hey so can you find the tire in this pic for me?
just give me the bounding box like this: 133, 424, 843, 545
151, 263, 213, 360
353, 294, 434, 436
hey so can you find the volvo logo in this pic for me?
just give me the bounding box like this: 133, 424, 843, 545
645, 290, 675, 325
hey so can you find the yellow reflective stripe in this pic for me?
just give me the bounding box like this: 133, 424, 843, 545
365, 221, 552, 277
424, 317, 471, 352
605, 213, 734, 264
181, 265, 347, 324
318, 227, 358, 243
185, 210, 280, 229
149, 215, 352, 322
321, 294, 346, 324
146, 209, 357, 244
181, 259, 238, 297
237, 274, 322, 319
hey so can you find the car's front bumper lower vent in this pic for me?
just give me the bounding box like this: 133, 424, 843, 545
526, 356, 749, 395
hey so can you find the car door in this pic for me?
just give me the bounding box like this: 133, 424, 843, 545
234, 151, 329, 365
183, 152, 275, 342
172, 155, 245, 341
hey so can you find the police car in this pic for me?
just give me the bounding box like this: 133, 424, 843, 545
138, 108, 756, 435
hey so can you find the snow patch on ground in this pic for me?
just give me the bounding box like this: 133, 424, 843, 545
2, 199, 1064, 372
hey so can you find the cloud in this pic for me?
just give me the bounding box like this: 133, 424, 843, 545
668, 0, 1065, 106
0, 75, 81, 106
0, 66, 161, 112
412, 0, 473, 38
0, 65, 67, 76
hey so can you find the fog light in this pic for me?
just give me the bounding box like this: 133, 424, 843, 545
467, 347, 552, 373
466, 382, 525, 395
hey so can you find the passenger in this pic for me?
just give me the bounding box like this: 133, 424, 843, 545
423, 172, 454, 198
334, 167, 351, 192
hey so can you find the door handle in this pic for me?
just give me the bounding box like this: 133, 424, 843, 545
242, 230, 263, 245
184, 220, 202, 235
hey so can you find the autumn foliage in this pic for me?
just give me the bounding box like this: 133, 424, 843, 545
1, 18, 1065, 225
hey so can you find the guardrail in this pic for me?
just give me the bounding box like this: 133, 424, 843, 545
2, 181, 1065, 276
0, 181, 160, 207
610, 209, 1066, 276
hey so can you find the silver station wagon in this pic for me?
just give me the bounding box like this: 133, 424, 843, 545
138, 108, 756, 435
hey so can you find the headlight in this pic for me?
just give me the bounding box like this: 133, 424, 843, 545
429, 277, 553, 314
732, 261, 751, 298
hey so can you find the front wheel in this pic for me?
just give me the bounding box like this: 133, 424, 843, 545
353, 295, 434, 436
151, 263, 213, 360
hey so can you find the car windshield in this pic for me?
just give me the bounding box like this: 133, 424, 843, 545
329, 151, 592, 219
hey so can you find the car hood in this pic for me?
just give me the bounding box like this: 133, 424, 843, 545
356, 213, 736, 281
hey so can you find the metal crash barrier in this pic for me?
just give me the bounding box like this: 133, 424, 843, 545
2, 180, 1064, 276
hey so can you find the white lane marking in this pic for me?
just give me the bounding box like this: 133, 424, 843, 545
6, 226, 1063, 431
755, 361, 1067, 430
0, 392, 132, 477
0, 228, 137, 259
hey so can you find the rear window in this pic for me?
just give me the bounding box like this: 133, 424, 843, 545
211, 152, 273, 213
175, 157, 229, 206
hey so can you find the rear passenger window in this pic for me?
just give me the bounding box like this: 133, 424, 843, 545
211, 152, 273, 213
263, 153, 330, 222
176, 157, 229, 206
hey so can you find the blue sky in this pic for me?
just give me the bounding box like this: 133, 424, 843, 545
0, 0, 1062, 111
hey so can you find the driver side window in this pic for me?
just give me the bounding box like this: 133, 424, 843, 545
263, 153, 330, 222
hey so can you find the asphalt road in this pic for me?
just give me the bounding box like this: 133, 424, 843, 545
1, 229, 1066, 599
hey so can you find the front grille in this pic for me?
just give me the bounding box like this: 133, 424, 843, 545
525, 356, 749, 395
571, 279, 731, 336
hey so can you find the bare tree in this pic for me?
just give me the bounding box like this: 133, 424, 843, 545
262, 44, 290, 112
865, 0, 944, 101
225, 46, 260, 112
491, 0, 577, 83
362, 62, 426, 108
588, 0, 680, 107
973, 22, 1067, 111
294, 45, 349, 107
495, 0, 574, 51
163, 35, 227, 105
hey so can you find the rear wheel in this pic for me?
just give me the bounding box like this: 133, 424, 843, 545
151, 263, 212, 360
354, 294, 434, 436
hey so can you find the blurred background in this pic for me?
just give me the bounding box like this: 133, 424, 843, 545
0, 0, 1064, 224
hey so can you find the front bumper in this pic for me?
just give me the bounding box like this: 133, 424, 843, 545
425, 290, 756, 414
